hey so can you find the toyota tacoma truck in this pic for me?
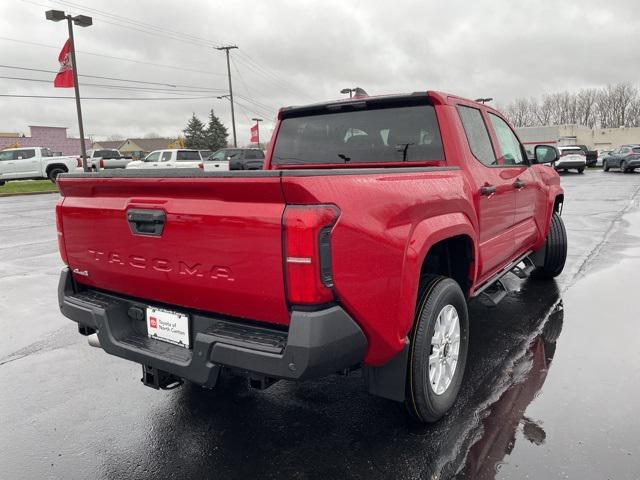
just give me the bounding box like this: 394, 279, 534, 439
0, 146, 80, 184
55, 91, 567, 423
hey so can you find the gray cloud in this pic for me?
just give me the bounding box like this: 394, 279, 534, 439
1, 0, 638, 145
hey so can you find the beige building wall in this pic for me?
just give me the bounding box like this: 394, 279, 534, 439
517, 125, 640, 152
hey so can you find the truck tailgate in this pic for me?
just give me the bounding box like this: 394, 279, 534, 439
57, 175, 290, 326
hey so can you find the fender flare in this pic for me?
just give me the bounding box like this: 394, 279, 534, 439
396, 212, 478, 343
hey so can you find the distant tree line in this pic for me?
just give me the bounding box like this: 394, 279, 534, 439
183, 110, 229, 150
501, 83, 640, 129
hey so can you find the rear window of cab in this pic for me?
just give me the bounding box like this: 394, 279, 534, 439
272, 103, 444, 165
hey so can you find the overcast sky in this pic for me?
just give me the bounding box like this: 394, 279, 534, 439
1, 0, 638, 145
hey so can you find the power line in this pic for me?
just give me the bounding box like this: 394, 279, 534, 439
0, 64, 227, 90
0, 36, 226, 76
0, 94, 217, 100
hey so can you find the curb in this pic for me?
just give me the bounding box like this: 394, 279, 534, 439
0, 191, 60, 198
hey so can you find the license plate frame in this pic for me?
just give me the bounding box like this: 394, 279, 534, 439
146, 306, 190, 348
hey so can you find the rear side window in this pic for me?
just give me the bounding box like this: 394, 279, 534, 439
272, 104, 444, 165
161, 151, 172, 161
457, 105, 496, 166
176, 150, 201, 161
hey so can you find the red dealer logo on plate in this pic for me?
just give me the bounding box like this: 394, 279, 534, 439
149, 316, 157, 328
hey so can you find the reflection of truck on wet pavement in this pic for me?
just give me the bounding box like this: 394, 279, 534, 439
55, 91, 568, 423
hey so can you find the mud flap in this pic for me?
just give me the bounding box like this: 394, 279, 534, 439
363, 342, 409, 402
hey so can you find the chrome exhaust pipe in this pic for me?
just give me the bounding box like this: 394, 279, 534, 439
87, 333, 101, 348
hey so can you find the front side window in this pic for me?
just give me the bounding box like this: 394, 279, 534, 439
457, 105, 496, 166
488, 114, 526, 166
176, 150, 201, 161
15, 149, 36, 159
145, 152, 161, 162
161, 151, 172, 161
210, 150, 226, 161
41, 148, 53, 157
272, 103, 444, 165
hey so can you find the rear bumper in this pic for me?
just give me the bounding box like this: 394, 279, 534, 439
58, 268, 367, 385
555, 160, 585, 169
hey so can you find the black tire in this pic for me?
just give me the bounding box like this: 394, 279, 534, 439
620, 160, 627, 173
47, 167, 66, 182
577, 167, 584, 174
405, 275, 469, 423
603, 161, 609, 172
534, 213, 567, 279
0, 180, 5, 187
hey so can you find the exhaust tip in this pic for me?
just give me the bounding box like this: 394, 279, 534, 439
87, 333, 101, 348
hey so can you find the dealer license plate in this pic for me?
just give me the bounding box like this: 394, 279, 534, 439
146, 307, 190, 348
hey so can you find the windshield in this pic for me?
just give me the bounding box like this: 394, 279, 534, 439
272, 104, 443, 165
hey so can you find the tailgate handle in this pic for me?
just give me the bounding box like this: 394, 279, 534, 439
127, 209, 166, 236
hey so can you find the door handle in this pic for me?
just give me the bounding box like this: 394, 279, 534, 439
480, 185, 497, 196
513, 179, 525, 190
127, 209, 166, 236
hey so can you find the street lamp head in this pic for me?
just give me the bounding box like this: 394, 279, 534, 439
252, 118, 263, 122
72, 15, 93, 27
45, 9, 66, 22
340, 88, 352, 94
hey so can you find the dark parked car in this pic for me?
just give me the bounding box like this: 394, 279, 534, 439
603, 145, 640, 173
208, 148, 265, 170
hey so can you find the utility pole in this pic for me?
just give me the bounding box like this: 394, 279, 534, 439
216, 45, 238, 147
252, 118, 263, 149
46, 9, 92, 171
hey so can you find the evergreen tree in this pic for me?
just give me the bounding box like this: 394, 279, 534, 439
183, 113, 207, 149
204, 109, 229, 151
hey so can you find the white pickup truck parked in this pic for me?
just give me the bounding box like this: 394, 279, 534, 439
0, 147, 80, 184
125, 149, 207, 170
87, 149, 132, 171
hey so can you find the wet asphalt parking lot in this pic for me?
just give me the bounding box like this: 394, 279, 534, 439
1, 169, 639, 480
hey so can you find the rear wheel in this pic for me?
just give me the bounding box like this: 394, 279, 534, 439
620, 160, 628, 173
405, 275, 469, 423
534, 213, 567, 279
0, 180, 5, 187
47, 166, 66, 182
577, 167, 584, 174
603, 161, 609, 172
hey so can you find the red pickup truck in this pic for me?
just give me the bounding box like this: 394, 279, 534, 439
56, 91, 566, 423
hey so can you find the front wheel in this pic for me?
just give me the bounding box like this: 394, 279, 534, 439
534, 213, 567, 279
405, 275, 469, 423
577, 167, 584, 174
603, 161, 609, 172
0, 180, 5, 187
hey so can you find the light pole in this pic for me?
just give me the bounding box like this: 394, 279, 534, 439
45, 9, 92, 172
252, 118, 263, 148
216, 45, 238, 147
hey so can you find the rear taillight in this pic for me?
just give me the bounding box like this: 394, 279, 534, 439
55, 202, 68, 265
283, 205, 340, 305
198, 162, 204, 169
76, 157, 82, 168
99, 159, 105, 169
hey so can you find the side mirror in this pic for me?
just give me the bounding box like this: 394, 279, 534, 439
534, 145, 559, 164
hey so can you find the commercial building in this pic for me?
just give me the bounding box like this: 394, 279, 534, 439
0, 126, 91, 155
516, 125, 640, 151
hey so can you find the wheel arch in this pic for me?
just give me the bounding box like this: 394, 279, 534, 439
45, 163, 69, 175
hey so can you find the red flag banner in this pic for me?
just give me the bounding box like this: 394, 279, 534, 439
54, 39, 74, 88
250, 124, 259, 143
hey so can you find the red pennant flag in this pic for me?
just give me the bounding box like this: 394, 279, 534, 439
54, 39, 74, 88
250, 124, 259, 143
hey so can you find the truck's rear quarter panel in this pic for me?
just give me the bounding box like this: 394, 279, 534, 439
281, 168, 475, 364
